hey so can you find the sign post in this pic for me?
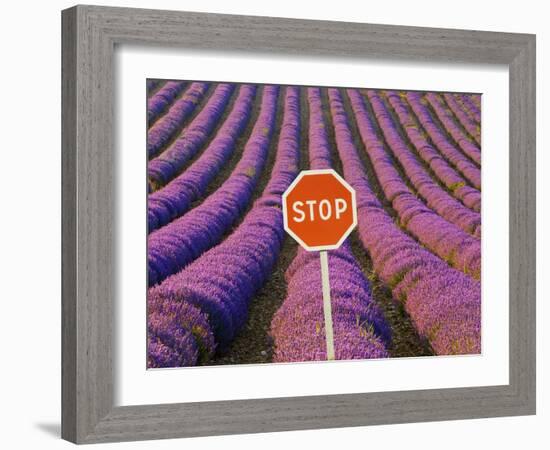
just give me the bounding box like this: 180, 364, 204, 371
319, 250, 335, 360
282, 169, 357, 361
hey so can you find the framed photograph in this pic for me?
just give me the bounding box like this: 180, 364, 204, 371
62, 5, 536, 444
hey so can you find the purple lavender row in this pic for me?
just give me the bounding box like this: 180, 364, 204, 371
146, 79, 161, 95
348, 89, 481, 279
272, 247, 390, 362
148, 85, 257, 232
331, 88, 480, 355
406, 92, 481, 190
384, 91, 481, 212
425, 92, 481, 165
443, 93, 481, 146
470, 93, 482, 109
147, 87, 300, 363
147, 85, 279, 287
147, 81, 187, 126
455, 93, 481, 124
271, 87, 390, 362
147, 82, 209, 159
148, 84, 235, 189
366, 89, 481, 235
148, 297, 215, 367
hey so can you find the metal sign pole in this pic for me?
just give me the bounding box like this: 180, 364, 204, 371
320, 250, 335, 361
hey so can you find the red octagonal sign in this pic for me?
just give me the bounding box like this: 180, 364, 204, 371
282, 169, 357, 251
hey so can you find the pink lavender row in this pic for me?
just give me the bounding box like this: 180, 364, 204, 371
147, 86, 279, 287
147, 87, 300, 365
271, 87, 390, 362
348, 89, 481, 279
147, 81, 187, 126
442, 93, 481, 146
147, 82, 210, 159
147, 85, 257, 232
147, 84, 235, 189
384, 91, 481, 212
406, 92, 481, 189
366, 89, 481, 236
455, 94, 481, 124
425, 92, 481, 165
331, 88, 480, 355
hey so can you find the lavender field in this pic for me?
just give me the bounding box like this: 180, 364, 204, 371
146, 79, 482, 368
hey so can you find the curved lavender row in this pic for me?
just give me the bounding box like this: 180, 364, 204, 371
147, 86, 279, 287
348, 90, 481, 278
148, 84, 235, 189
147, 299, 215, 368
406, 92, 481, 189
425, 92, 481, 165
148, 87, 300, 358
147, 82, 210, 159
146, 79, 161, 95
455, 94, 481, 124
148, 85, 257, 232
443, 93, 481, 146
384, 91, 481, 212
271, 87, 390, 362
332, 88, 480, 355
147, 81, 186, 126
469, 93, 482, 109
366, 90, 481, 234
254, 87, 301, 208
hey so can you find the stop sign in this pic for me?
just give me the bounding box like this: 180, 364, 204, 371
282, 169, 357, 251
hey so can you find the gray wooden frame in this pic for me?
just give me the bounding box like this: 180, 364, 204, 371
62, 4, 536, 444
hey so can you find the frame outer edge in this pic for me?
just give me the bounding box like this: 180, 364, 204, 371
61, 4, 537, 444
509, 34, 536, 414
63, 5, 117, 443
61, 5, 78, 443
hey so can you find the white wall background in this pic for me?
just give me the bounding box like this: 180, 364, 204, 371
0, 0, 546, 448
